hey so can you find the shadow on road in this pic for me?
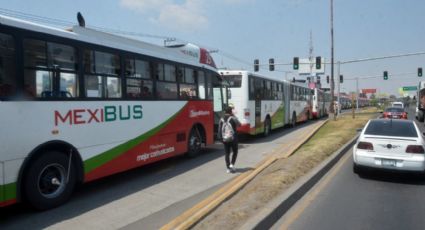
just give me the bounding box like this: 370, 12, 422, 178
356, 170, 425, 186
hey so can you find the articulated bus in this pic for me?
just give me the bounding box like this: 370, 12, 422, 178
0, 15, 226, 209
312, 88, 331, 119
219, 70, 313, 136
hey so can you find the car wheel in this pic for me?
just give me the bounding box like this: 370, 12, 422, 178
24, 151, 76, 210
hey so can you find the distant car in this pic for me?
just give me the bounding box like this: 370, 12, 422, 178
353, 119, 425, 174
391, 101, 404, 108
382, 107, 407, 119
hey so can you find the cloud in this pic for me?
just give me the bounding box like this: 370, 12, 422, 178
120, 0, 208, 31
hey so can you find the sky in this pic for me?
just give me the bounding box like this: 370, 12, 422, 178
1, 0, 425, 96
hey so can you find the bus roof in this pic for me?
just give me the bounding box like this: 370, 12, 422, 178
0, 14, 217, 70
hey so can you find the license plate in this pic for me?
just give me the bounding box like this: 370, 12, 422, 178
392, 116, 399, 119
382, 159, 396, 167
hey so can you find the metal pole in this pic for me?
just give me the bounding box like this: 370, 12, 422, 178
329, 0, 335, 120
337, 61, 341, 116
356, 77, 359, 110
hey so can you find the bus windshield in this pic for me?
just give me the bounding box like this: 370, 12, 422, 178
222, 75, 242, 88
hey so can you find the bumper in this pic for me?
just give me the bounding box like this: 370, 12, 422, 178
353, 150, 425, 172
237, 123, 252, 134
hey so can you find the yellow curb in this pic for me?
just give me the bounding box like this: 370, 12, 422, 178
160, 119, 328, 230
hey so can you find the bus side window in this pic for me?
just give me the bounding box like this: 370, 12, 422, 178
0, 33, 17, 98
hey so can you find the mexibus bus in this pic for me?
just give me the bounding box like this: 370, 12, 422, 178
0, 15, 226, 209
311, 88, 331, 119
218, 70, 313, 135
287, 82, 313, 126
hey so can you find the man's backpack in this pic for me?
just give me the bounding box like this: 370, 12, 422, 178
221, 117, 235, 142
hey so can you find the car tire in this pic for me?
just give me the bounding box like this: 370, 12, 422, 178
24, 151, 76, 210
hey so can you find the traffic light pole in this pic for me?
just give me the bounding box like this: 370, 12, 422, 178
337, 61, 341, 116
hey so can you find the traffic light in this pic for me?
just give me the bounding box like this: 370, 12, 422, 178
315, 56, 321, 69
340, 75, 343, 83
293, 57, 299, 70
419, 67, 423, 77
269, 58, 274, 71
254, 59, 259, 72
383, 71, 388, 80
326, 75, 329, 84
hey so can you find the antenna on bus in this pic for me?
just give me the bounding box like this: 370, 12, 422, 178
77, 12, 85, 27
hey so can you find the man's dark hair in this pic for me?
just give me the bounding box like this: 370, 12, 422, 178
225, 106, 233, 114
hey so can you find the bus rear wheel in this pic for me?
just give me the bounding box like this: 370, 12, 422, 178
291, 112, 297, 127
263, 118, 271, 137
187, 127, 202, 157
24, 151, 76, 210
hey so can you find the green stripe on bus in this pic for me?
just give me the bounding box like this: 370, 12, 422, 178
84, 108, 182, 174
0, 182, 17, 202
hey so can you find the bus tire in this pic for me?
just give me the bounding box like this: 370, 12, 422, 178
291, 112, 297, 127
24, 151, 76, 210
263, 117, 271, 137
187, 127, 202, 157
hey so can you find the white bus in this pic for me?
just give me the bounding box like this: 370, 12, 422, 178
219, 70, 285, 136
219, 70, 313, 135
312, 88, 331, 119
288, 83, 313, 125
0, 15, 226, 209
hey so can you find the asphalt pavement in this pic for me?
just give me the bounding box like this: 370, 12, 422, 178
273, 106, 425, 230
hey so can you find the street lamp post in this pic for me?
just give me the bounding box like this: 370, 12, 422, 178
330, 0, 335, 120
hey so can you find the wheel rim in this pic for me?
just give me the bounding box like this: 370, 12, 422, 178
189, 132, 201, 153
37, 163, 66, 199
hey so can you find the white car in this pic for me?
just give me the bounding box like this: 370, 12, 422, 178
353, 119, 425, 174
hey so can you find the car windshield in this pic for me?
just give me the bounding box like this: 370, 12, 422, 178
364, 120, 418, 137
385, 107, 404, 112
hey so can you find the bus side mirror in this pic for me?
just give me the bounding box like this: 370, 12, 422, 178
356, 128, 362, 132
227, 88, 232, 99
379, 111, 383, 114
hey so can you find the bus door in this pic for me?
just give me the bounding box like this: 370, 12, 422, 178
254, 78, 263, 134
213, 75, 229, 139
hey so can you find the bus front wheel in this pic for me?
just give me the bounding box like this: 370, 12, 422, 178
24, 151, 76, 210
187, 127, 202, 157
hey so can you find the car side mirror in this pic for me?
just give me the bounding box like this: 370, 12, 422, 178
423, 132, 425, 136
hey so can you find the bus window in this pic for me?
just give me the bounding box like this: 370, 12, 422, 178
179, 68, 197, 99
156, 81, 178, 99
24, 39, 78, 98
198, 71, 206, 99
0, 33, 16, 98
125, 58, 153, 99
84, 49, 121, 98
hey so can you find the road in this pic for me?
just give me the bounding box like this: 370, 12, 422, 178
0, 118, 324, 230
274, 106, 425, 230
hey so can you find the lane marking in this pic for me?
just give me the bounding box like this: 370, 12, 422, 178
278, 149, 352, 229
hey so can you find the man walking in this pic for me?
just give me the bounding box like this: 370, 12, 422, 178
218, 105, 241, 173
